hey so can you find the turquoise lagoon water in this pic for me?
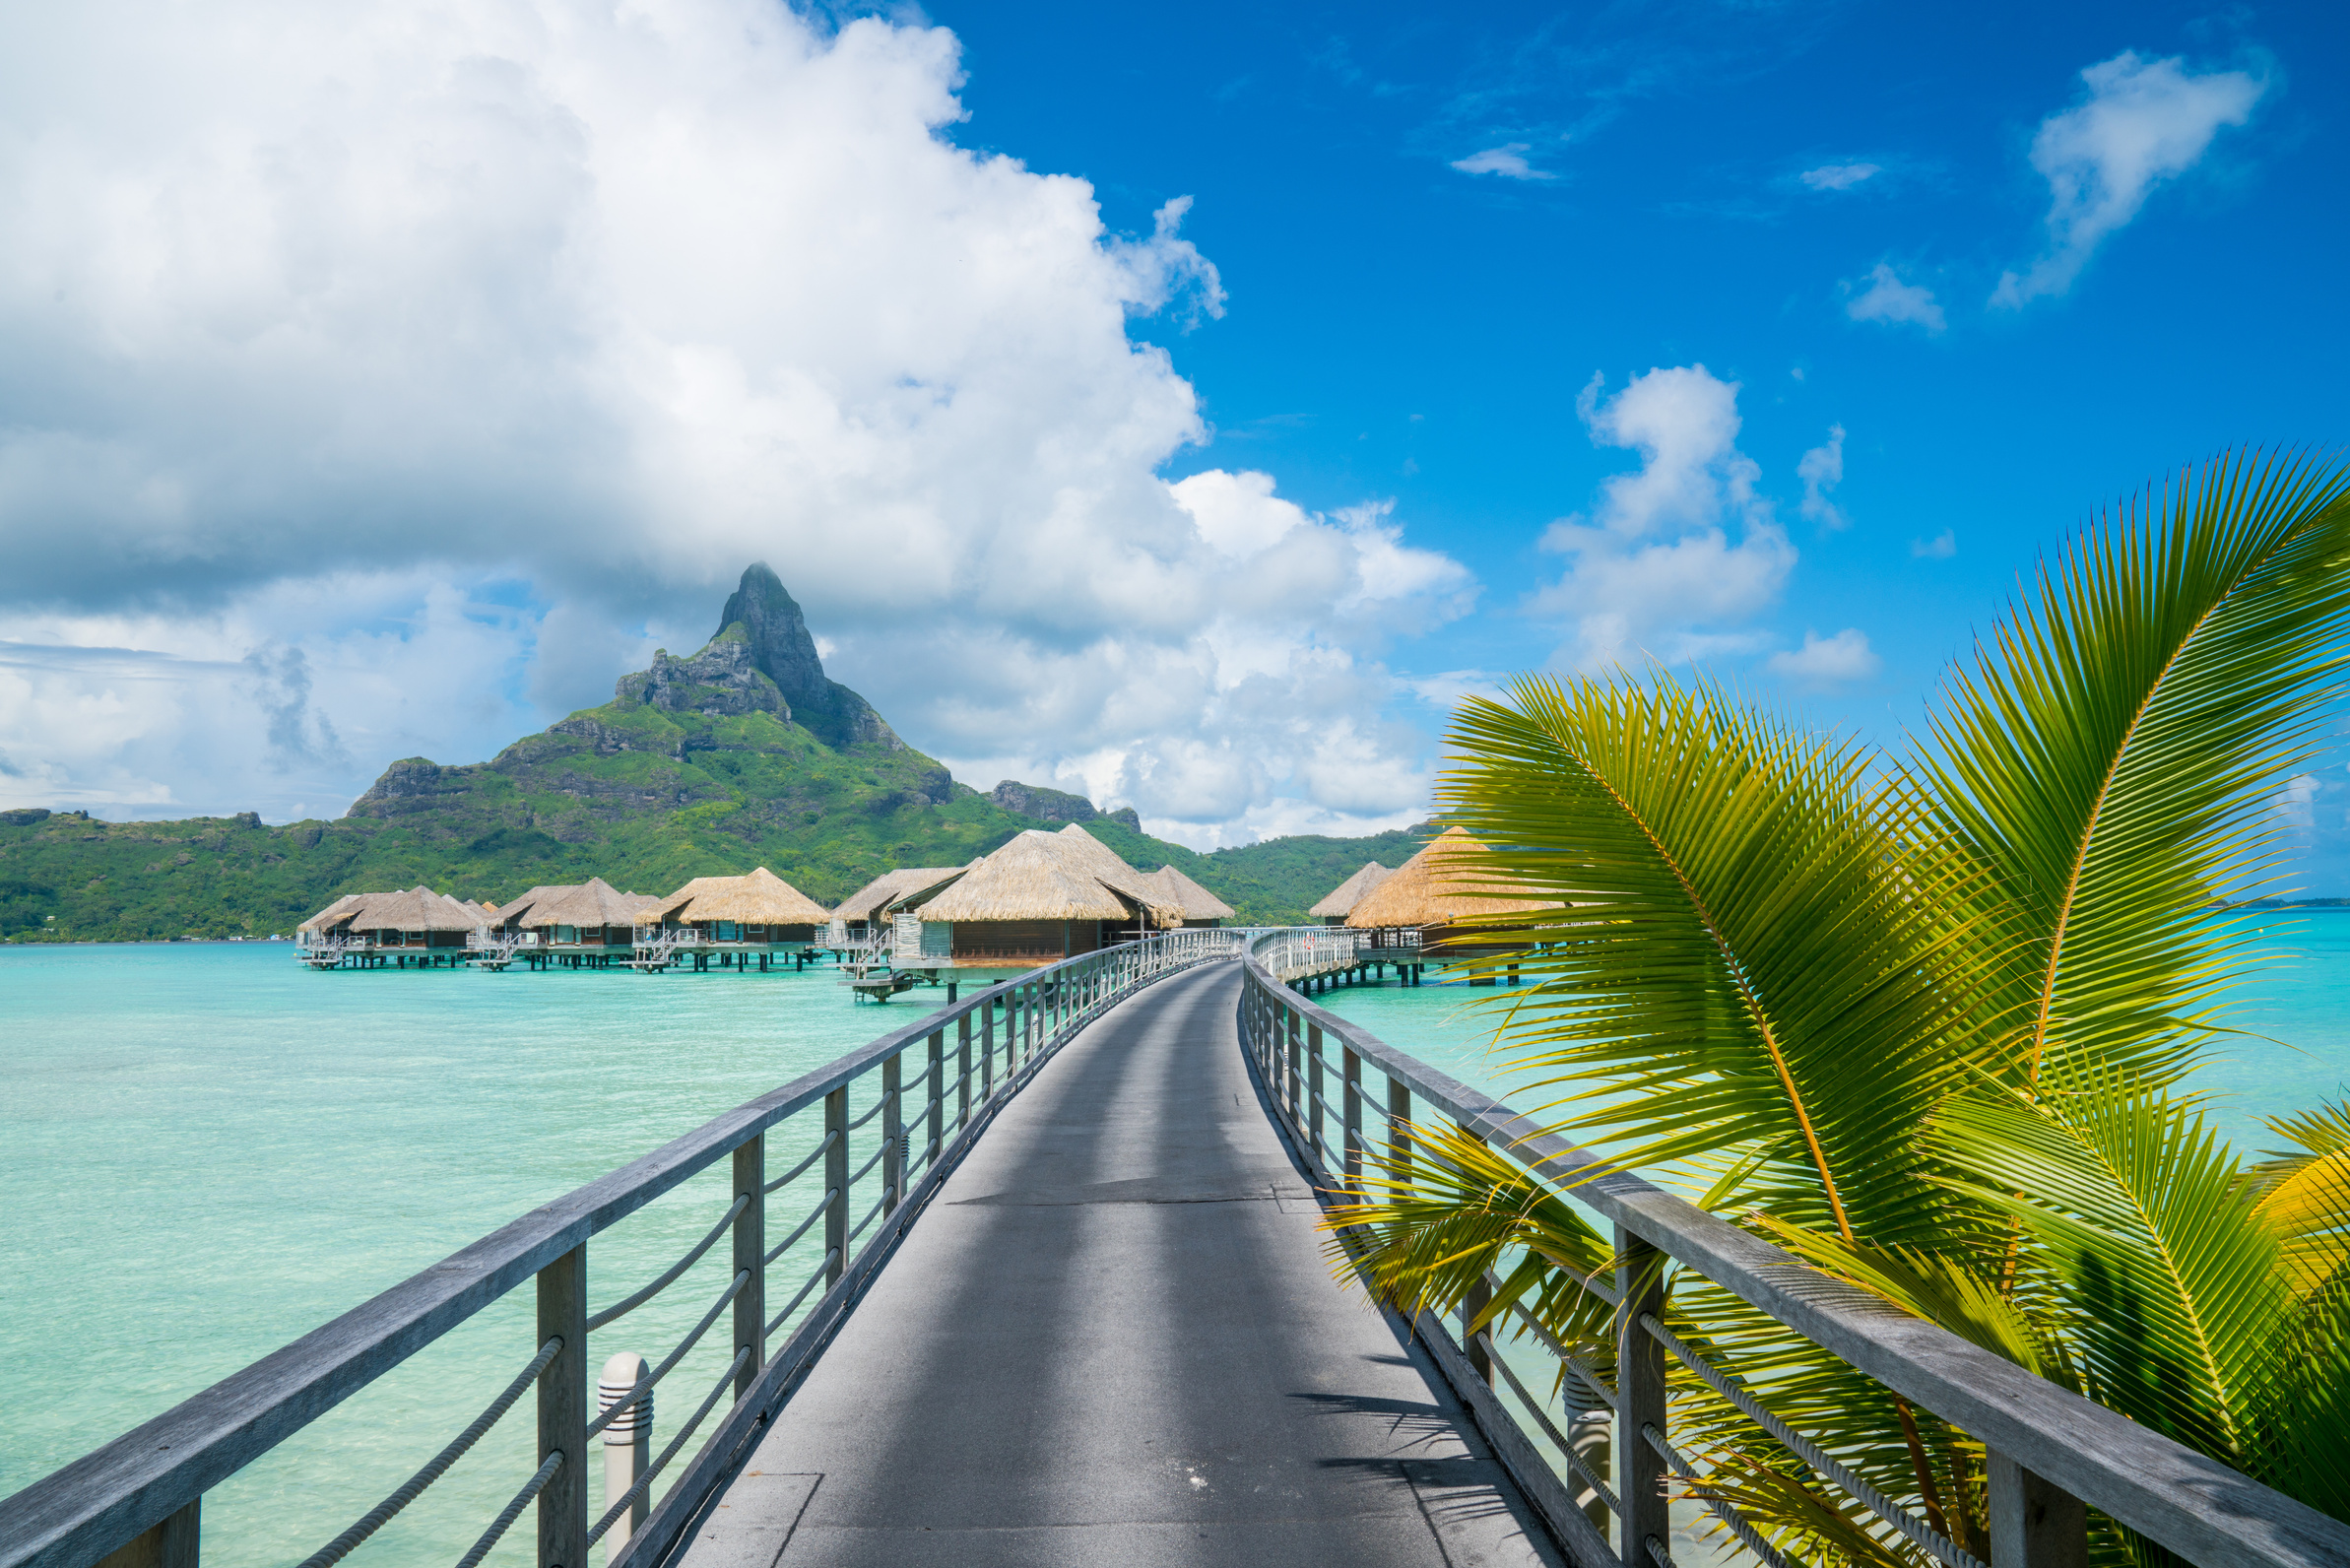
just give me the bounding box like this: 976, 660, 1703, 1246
6, 918, 2350, 1565
2, 946, 918, 1568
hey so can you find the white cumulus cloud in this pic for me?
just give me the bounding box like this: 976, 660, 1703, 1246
1912, 529, 1957, 559
1993, 50, 2266, 307
1845, 264, 1946, 333
1767, 628, 1880, 686
1530, 366, 1795, 670
0, 0, 1468, 845
1452, 144, 1554, 180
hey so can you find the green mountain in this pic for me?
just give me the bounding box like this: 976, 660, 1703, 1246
0, 566, 1428, 941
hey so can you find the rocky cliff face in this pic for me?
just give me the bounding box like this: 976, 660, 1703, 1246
713, 564, 902, 751
989, 780, 1139, 830
613, 637, 785, 720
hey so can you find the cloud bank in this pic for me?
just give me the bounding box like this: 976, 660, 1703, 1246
0, 0, 1469, 844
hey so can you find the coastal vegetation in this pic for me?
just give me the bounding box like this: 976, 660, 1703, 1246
1344, 450, 2350, 1558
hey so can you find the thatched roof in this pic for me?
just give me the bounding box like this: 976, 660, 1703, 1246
304, 884, 489, 934
831, 866, 972, 923
914, 828, 1186, 925
503, 877, 663, 929
1144, 865, 1236, 921
297, 892, 365, 935
646, 867, 831, 925
1309, 861, 1393, 918
1344, 828, 1555, 929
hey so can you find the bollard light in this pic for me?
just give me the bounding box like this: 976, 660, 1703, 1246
598, 1350, 653, 1553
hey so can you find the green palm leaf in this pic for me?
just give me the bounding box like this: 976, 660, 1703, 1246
1917, 451, 2350, 1093
1934, 1085, 2287, 1461
1433, 671, 1987, 1249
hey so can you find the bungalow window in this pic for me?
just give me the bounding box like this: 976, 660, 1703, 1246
716, 921, 740, 942
555, 924, 577, 944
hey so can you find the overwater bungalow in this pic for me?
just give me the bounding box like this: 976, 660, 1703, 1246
295, 885, 488, 968
1309, 861, 1393, 926
492, 878, 664, 968
635, 867, 833, 971
1344, 827, 1555, 982
1142, 864, 1236, 927
827, 865, 973, 947
899, 825, 1185, 978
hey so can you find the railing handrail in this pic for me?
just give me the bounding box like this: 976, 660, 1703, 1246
1240, 930, 2350, 1568
0, 930, 1244, 1568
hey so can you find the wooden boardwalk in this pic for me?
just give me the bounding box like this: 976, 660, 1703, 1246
680, 960, 1563, 1568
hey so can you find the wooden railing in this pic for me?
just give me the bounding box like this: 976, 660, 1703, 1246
1240, 930, 2350, 1568
0, 930, 1248, 1568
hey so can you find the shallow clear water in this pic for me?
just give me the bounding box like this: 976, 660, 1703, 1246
1, 945, 931, 1568
7, 919, 2349, 1566
1316, 910, 2350, 1155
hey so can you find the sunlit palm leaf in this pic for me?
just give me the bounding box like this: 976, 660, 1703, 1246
1432, 672, 1989, 1250
1918, 451, 2350, 1094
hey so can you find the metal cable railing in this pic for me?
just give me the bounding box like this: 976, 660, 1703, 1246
453, 1454, 561, 1568
1238, 931, 2350, 1568
587, 1196, 749, 1333
762, 1188, 836, 1266
0, 929, 1247, 1568
293, 1336, 564, 1568
1642, 1423, 1804, 1568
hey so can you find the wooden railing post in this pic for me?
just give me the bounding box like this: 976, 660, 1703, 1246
957, 1012, 973, 1133
1387, 1078, 1411, 1172
881, 1055, 904, 1215
1342, 1047, 1364, 1186
1988, 1452, 2087, 1568
1460, 1124, 1490, 1382
1306, 1022, 1326, 1163
823, 1088, 848, 1288
1285, 1006, 1304, 1127
731, 1136, 763, 1399
537, 1243, 588, 1568
1616, 1226, 1668, 1568
926, 1029, 946, 1168
981, 997, 996, 1100
93, 1498, 198, 1568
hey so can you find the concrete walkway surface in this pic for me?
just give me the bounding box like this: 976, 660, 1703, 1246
679, 960, 1566, 1568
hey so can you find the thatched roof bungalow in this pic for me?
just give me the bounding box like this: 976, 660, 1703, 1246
829, 866, 974, 943
297, 885, 487, 950
1142, 865, 1236, 927
640, 867, 831, 947
901, 826, 1185, 970
1345, 828, 1556, 962
1309, 861, 1392, 925
493, 878, 663, 948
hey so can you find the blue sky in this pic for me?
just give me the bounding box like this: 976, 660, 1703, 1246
935, 0, 2350, 879
0, 0, 2344, 882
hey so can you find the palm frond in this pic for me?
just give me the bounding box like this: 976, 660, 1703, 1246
1917, 450, 2350, 1094
1933, 1084, 2289, 1462
1433, 670, 1991, 1250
